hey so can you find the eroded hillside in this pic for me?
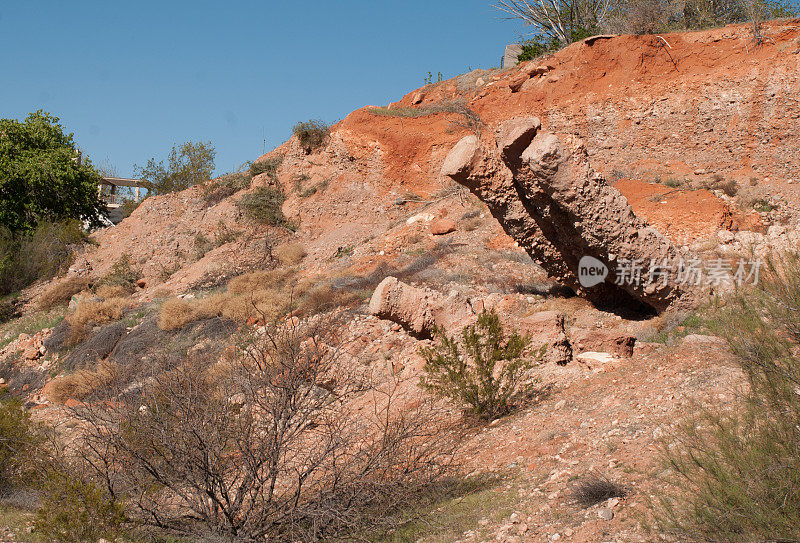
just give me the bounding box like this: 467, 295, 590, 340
2, 18, 800, 543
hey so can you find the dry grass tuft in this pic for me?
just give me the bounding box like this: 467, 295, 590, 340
298, 284, 361, 316
48, 360, 119, 404
94, 285, 131, 300
159, 270, 297, 331
275, 242, 307, 266
227, 269, 293, 295
38, 277, 90, 310
70, 297, 132, 328
158, 297, 220, 331
65, 323, 89, 348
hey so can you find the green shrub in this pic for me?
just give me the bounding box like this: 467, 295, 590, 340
0, 110, 105, 234
202, 172, 251, 206
0, 295, 20, 324
237, 186, 288, 226
0, 220, 86, 296
420, 310, 535, 420
134, 141, 216, 196
517, 35, 561, 62
653, 251, 800, 541
292, 120, 329, 154
35, 470, 127, 543
0, 393, 43, 488
249, 155, 283, 181
96, 254, 139, 291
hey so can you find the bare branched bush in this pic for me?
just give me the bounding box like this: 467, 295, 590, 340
572, 475, 627, 507
494, 0, 610, 46
75, 316, 457, 541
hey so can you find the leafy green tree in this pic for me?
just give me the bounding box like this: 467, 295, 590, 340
421, 310, 536, 419
0, 110, 104, 233
134, 141, 215, 195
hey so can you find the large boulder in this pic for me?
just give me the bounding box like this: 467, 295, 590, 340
369, 277, 477, 339
442, 117, 693, 313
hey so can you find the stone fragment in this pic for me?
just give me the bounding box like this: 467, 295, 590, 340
598, 507, 614, 520
368, 277, 476, 338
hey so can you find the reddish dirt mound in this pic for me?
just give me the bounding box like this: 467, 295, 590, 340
614, 179, 732, 244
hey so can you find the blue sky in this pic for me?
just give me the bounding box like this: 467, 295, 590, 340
0, 1, 521, 176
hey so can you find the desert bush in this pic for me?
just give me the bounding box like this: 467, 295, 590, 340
201, 171, 251, 206
421, 310, 535, 420
38, 276, 90, 310
249, 155, 283, 180
159, 270, 297, 330
34, 469, 126, 543
62, 322, 128, 372
47, 361, 119, 404
572, 475, 627, 507
95, 254, 139, 292
292, 119, 330, 154
297, 284, 362, 316
653, 251, 800, 541
70, 297, 131, 329
193, 222, 238, 259
0, 393, 43, 489
237, 186, 288, 226
0, 220, 86, 296
703, 174, 739, 197
275, 242, 307, 265
75, 317, 457, 541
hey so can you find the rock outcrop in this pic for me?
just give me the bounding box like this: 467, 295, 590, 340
368, 277, 478, 338
441, 117, 692, 313
369, 277, 573, 364
518, 311, 572, 365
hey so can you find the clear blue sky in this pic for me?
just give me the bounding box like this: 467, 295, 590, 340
0, 1, 521, 176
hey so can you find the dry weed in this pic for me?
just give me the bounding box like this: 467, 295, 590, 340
94, 285, 130, 300
38, 277, 90, 310
71, 297, 131, 328
275, 242, 307, 265
48, 360, 119, 403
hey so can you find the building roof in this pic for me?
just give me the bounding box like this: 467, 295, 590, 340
100, 176, 147, 188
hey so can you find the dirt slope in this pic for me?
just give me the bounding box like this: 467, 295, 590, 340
4, 18, 800, 543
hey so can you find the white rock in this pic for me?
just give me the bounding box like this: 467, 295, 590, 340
576, 352, 616, 365
598, 507, 614, 520
406, 212, 435, 225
